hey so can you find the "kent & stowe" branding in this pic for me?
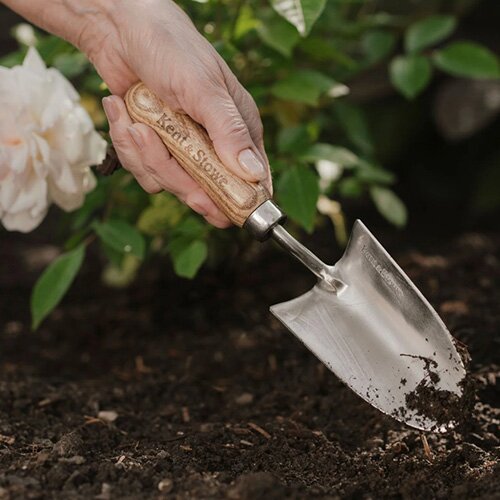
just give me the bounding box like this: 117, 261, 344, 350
361, 244, 404, 297
156, 112, 229, 189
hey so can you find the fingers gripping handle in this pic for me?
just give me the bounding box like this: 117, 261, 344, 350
125, 83, 270, 227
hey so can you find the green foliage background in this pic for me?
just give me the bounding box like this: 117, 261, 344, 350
1, 0, 499, 328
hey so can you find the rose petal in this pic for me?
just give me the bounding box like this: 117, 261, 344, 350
23, 46, 47, 74
2, 207, 46, 232
8, 171, 47, 214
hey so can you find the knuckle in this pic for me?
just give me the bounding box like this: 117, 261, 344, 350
141, 161, 157, 176
225, 117, 248, 138
136, 124, 154, 145
198, 57, 227, 88
144, 184, 162, 194
211, 105, 248, 140
140, 154, 163, 176
240, 93, 264, 136
134, 171, 161, 194
241, 87, 257, 109
184, 192, 204, 212
252, 117, 264, 138
110, 133, 129, 151
110, 147, 137, 173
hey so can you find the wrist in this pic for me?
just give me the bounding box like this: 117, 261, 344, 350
2, 0, 116, 53
58, 0, 117, 52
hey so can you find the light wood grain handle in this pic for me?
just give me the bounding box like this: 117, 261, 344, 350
125, 82, 270, 227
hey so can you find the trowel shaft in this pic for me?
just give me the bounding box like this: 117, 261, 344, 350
271, 225, 344, 293
272, 225, 327, 280
241, 198, 346, 293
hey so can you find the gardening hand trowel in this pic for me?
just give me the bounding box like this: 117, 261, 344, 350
123, 83, 466, 432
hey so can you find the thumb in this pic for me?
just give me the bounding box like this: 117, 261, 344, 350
198, 93, 267, 184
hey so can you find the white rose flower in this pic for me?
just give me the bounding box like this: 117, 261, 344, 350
0, 47, 107, 232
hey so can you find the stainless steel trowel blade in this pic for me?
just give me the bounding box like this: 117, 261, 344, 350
270, 220, 466, 431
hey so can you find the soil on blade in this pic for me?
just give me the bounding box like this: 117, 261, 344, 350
0, 229, 498, 499
395, 346, 477, 432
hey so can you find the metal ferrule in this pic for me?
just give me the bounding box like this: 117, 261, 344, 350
244, 200, 287, 241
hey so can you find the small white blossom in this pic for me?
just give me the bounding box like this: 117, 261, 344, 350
327, 83, 350, 98
0, 47, 106, 232
316, 159, 343, 192
13, 23, 37, 47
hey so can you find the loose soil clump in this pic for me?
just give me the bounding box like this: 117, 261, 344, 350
405, 380, 461, 430
0, 230, 498, 498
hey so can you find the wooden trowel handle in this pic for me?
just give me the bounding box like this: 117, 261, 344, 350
125, 82, 270, 227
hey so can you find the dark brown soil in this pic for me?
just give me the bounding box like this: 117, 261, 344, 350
0, 228, 498, 499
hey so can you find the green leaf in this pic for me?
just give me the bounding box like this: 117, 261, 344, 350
277, 125, 312, 154
277, 165, 319, 232
82, 71, 105, 94
63, 229, 89, 252
271, 0, 327, 36
71, 180, 108, 231
36, 35, 72, 64
363, 30, 397, 64
257, 14, 300, 57
31, 245, 85, 330
301, 143, 359, 167
390, 55, 432, 99
271, 69, 337, 105
356, 161, 395, 184
52, 52, 89, 78
269, 158, 289, 175
137, 193, 187, 237
234, 4, 260, 39
338, 177, 363, 198
334, 102, 374, 155
213, 40, 239, 61
173, 216, 208, 239
370, 186, 407, 228
300, 37, 357, 68
93, 219, 146, 260
405, 15, 456, 53
0, 48, 27, 68
432, 42, 500, 79
169, 239, 208, 279
101, 241, 124, 268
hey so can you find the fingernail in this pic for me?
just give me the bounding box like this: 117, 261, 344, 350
128, 126, 145, 150
238, 149, 266, 180
102, 96, 119, 123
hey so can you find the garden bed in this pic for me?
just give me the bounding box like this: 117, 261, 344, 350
0, 227, 498, 499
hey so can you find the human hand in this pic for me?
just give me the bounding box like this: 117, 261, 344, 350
80, 0, 272, 228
